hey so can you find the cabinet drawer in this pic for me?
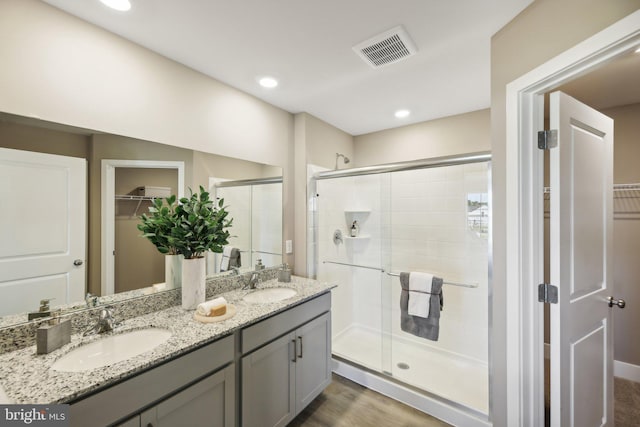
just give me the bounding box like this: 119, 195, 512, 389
70, 334, 234, 427
242, 292, 330, 355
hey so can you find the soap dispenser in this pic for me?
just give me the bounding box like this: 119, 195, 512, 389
350, 220, 359, 237
278, 263, 292, 283
255, 259, 265, 270
36, 311, 71, 354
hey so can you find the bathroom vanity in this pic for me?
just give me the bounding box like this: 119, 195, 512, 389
0, 276, 334, 427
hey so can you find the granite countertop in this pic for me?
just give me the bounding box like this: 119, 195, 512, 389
0, 276, 335, 405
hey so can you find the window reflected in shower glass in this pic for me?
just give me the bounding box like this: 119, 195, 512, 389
467, 193, 489, 238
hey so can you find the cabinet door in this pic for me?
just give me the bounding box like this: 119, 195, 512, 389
140, 363, 235, 427
242, 332, 296, 427
295, 312, 332, 412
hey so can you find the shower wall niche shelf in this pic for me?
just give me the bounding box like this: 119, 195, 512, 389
344, 235, 371, 240
344, 209, 370, 240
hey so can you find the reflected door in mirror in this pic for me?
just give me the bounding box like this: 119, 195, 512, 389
0, 148, 86, 316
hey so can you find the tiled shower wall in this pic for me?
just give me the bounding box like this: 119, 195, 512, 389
388, 163, 489, 362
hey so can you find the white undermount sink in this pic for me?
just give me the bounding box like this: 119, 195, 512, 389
51, 328, 172, 372
243, 287, 297, 304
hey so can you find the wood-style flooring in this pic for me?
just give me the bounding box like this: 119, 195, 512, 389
292, 372, 640, 426
288, 374, 452, 427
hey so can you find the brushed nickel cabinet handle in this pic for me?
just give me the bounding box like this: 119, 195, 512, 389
298, 336, 303, 359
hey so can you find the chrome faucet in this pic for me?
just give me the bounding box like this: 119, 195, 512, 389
242, 272, 260, 290
84, 305, 118, 336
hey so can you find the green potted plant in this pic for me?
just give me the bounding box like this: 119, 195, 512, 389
170, 186, 233, 309
137, 195, 182, 290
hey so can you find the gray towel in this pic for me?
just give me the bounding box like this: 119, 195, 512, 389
399, 272, 443, 341
229, 248, 241, 268
220, 247, 241, 271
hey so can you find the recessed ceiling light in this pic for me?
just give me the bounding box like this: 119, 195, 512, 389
394, 109, 410, 118
99, 0, 131, 12
258, 77, 278, 88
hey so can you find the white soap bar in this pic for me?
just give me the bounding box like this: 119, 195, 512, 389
196, 297, 228, 316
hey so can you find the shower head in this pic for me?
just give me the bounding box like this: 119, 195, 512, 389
335, 153, 350, 169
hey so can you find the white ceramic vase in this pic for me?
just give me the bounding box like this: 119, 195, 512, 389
165, 254, 183, 290
181, 257, 206, 309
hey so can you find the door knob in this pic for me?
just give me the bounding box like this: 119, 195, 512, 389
73, 259, 84, 266
607, 296, 626, 309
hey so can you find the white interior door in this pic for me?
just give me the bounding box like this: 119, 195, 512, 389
0, 148, 86, 316
549, 91, 614, 426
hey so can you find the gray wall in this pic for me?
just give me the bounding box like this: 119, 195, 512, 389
353, 109, 490, 166
293, 113, 354, 276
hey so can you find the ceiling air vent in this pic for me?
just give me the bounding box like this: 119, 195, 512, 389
353, 25, 417, 68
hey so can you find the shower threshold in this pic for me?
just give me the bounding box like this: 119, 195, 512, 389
332, 325, 489, 414
332, 356, 491, 427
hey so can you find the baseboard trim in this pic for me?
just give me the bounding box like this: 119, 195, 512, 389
544, 343, 640, 383
614, 360, 640, 383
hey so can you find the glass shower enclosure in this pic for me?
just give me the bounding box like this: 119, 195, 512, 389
309, 152, 491, 418
210, 177, 283, 273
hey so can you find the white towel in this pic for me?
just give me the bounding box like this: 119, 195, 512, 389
408, 272, 433, 318
196, 296, 227, 316
219, 246, 233, 271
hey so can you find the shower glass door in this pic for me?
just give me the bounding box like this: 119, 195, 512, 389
385, 162, 490, 414
315, 173, 386, 373
312, 156, 491, 416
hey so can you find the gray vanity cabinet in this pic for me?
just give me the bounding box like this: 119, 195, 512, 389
294, 313, 332, 410
71, 334, 235, 427
139, 363, 235, 427
241, 332, 296, 427
241, 293, 331, 427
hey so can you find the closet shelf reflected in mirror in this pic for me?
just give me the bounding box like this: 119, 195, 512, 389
115, 195, 158, 217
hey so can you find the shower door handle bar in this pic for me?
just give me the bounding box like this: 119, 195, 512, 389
323, 260, 478, 288
385, 271, 479, 289
322, 260, 384, 271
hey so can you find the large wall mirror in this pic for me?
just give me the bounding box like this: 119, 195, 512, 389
0, 113, 283, 323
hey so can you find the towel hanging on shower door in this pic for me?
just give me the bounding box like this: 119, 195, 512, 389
399, 272, 443, 341
219, 246, 241, 271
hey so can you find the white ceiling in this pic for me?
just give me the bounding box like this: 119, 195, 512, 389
42, 0, 533, 136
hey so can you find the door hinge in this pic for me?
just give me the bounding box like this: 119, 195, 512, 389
537, 130, 558, 150
538, 283, 558, 304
